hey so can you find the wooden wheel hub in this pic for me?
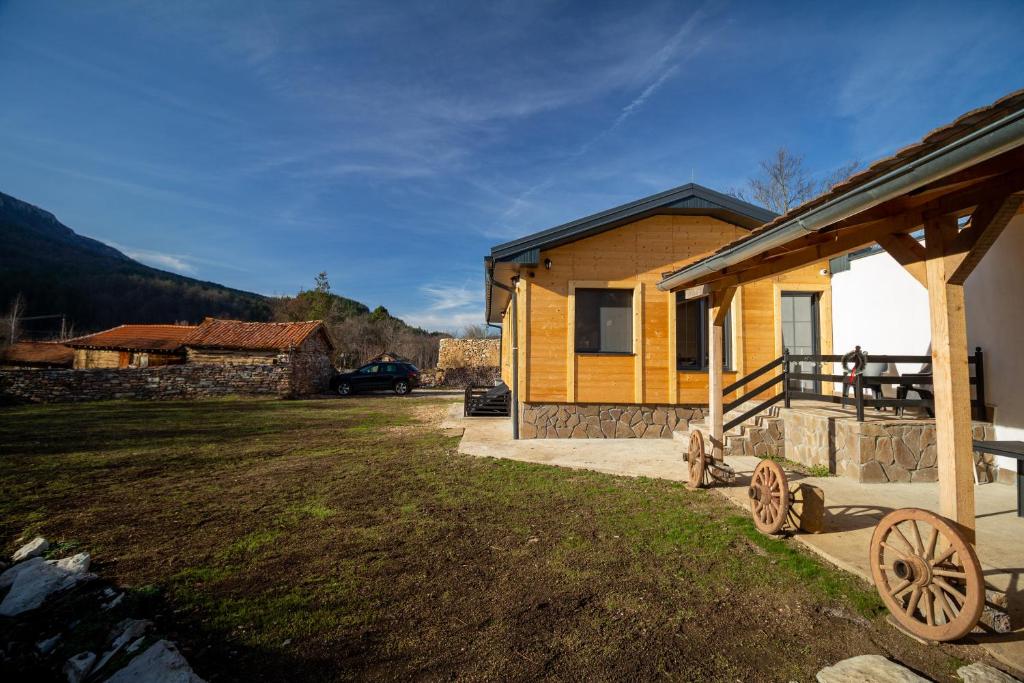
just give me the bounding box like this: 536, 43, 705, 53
869, 507, 984, 642
748, 459, 790, 535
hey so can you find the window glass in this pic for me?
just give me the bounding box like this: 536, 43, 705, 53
575, 289, 633, 353
359, 364, 379, 374
676, 295, 731, 371
383, 364, 398, 373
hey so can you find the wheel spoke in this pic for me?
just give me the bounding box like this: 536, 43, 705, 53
892, 524, 917, 555
880, 541, 909, 558
932, 568, 967, 580
931, 545, 956, 567
924, 527, 939, 560
905, 587, 922, 616
935, 588, 957, 623
889, 578, 912, 599
933, 578, 966, 605
922, 587, 935, 626
910, 520, 925, 555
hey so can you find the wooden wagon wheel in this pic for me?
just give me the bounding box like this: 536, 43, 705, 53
687, 430, 708, 489
869, 508, 984, 642
748, 460, 790, 534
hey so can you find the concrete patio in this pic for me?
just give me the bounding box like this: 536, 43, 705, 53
446, 407, 1024, 676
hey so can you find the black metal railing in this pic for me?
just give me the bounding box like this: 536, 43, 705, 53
721, 348, 987, 430
722, 355, 786, 432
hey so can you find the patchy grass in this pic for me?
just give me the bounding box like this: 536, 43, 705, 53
0, 396, 980, 681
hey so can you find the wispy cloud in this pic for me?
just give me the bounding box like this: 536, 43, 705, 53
398, 282, 482, 333
103, 241, 197, 275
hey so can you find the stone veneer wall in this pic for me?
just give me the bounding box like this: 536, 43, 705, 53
0, 362, 294, 403
520, 403, 706, 439
783, 410, 997, 483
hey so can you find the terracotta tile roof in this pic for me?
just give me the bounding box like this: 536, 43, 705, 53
1, 341, 74, 367
66, 324, 196, 353
671, 87, 1024, 269
183, 318, 331, 352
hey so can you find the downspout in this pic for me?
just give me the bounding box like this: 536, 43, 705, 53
490, 274, 520, 439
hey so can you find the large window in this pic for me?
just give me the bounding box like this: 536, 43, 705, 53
575, 288, 633, 353
676, 294, 732, 371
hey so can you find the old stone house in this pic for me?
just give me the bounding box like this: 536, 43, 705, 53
183, 318, 335, 394
67, 325, 195, 369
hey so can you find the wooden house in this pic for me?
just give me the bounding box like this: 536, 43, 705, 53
67, 324, 195, 369
0, 341, 74, 369
183, 318, 335, 394
484, 184, 833, 438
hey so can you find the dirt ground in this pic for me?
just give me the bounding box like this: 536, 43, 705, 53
0, 396, 996, 681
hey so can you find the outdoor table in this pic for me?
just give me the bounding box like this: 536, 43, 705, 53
972, 440, 1024, 518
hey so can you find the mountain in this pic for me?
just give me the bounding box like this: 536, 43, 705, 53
0, 190, 275, 333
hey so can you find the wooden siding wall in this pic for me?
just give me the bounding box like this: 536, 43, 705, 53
510, 214, 831, 405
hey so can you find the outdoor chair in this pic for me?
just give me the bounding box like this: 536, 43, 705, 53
895, 361, 934, 418
841, 361, 888, 411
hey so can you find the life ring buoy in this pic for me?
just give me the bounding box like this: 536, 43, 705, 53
841, 346, 867, 383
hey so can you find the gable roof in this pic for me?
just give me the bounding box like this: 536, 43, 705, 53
1, 341, 74, 367
66, 324, 196, 353
658, 88, 1024, 291
183, 318, 333, 352
484, 183, 775, 322
489, 183, 776, 264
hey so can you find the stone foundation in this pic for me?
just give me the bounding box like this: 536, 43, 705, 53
783, 409, 997, 483
519, 403, 705, 439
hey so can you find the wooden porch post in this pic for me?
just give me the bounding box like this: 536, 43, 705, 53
924, 215, 975, 542
708, 287, 736, 462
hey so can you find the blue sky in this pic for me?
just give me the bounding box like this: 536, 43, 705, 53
1, 1, 1022, 332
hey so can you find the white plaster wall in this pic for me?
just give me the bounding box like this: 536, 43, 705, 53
965, 215, 1024, 455
831, 246, 932, 375
831, 215, 1024, 474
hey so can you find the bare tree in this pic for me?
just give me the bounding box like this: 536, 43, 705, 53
732, 148, 862, 215
3, 294, 25, 347
461, 323, 493, 339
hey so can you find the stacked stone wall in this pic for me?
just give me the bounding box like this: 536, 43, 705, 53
520, 403, 706, 439
0, 362, 293, 403
437, 339, 499, 369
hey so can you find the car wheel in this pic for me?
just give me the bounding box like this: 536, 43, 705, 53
394, 380, 410, 396
337, 381, 353, 396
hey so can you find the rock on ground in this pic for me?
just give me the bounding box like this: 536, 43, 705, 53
104, 640, 205, 683
817, 655, 931, 683
12, 536, 49, 562
0, 552, 93, 616
0, 555, 45, 590
64, 651, 97, 683
958, 662, 1023, 683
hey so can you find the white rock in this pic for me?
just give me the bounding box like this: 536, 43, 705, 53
12, 536, 49, 562
817, 655, 931, 683
64, 651, 96, 683
126, 637, 145, 654
51, 552, 91, 573
0, 555, 45, 589
0, 553, 94, 616
37, 633, 62, 655
104, 640, 205, 683
94, 619, 153, 673
958, 662, 1022, 683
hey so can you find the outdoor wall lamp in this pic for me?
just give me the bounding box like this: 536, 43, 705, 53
544, 258, 552, 269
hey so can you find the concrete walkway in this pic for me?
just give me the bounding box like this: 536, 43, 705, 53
447, 407, 1024, 676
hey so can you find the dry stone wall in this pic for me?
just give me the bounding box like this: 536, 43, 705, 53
437, 338, 499, 369
0, 362, 293, 403
520, 403, 706, 439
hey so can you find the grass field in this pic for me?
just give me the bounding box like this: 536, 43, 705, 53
0, 396, 983, 681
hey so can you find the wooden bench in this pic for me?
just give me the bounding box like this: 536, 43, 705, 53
972, 440, 1024, 518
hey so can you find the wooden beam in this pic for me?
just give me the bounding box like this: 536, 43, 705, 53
948, 193, 1024, 285
924, 214, 976, 543
707, 286, 736, 462
684, 284, 714, 300
877, 233, 928, 288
